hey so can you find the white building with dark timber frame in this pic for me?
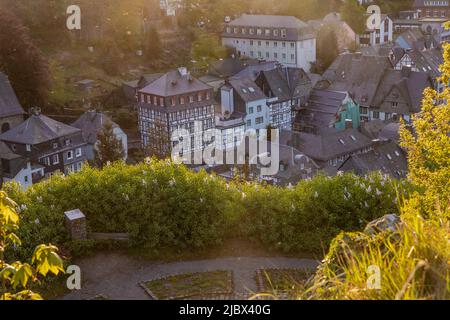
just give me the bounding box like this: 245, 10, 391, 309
137, 68, 215, 157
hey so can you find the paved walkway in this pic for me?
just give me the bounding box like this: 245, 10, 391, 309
62, 252, 319, 300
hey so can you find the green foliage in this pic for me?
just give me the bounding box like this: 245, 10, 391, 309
316, 25, 340, 72
306, 199, 449, 300
0, 191, 64, 300
2, 161, 408, 261
0, 7, 50, 111
340, 0, 366, 35
240, 173, 408, 253
94, 122, 125, 167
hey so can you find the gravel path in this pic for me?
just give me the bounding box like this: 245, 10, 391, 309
62, 252, 319, 300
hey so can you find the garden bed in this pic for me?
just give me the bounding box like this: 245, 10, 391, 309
141, 270, 233, 300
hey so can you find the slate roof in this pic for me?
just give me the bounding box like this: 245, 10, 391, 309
296, 89, 348, 130
258, 67, 312, 101
0, 114, 80, 145
322, 53, 390, 106
228, 14, 308, 29
139, 69, 211, 97
280, 128, 373, 162
224, 15, 314, 41
231, 61, 278, 81
228, 78, 267, 103
372, 68, 431, 113
71, 111, 120, 145
0, 72, 25, 118
339, 141, 408, 178
208, 58, 247, 78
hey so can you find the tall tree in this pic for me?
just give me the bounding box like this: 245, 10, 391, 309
0, 9, 50, 112
94, 122, 125, 167
340, 0, 366, 35
400, 23, 450, 203
316, 25, 340, 72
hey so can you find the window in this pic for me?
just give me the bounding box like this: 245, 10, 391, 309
392, 102, 398, 108
159, 97, 164, 106
198, 92, 203, 101
282, 53, 286, 59
258, 41, 261, 46
290, 43, 295, 48
65, 139, 71, 146
257, 105, 262, 112
242, 28, 246, 34
255, 117, 264, 125
291, 54, 295, 60
282, 42, 286, 48
265, 29, 270, 36
76, 148, 82, 157
274, 42, 278, 47
249, 28, 254, 35
281, 29, 287, 38
24, 176, 28, 183
180, 96, 185, 104
266, 41, 269, 47
373, 111, 380, 119
246, 119, 252, 127
67, 150, 73, 160
52, 154, 59, 165
249, 107, 254, 114
274, 52, 278, 59
266, 52, 269, 58
26, 144, 31, 151
250, 40, 254, 46
273, 29, 279, 36
339, 139, 345, 145
257, 28, 262, 35
171, 97, 176, 106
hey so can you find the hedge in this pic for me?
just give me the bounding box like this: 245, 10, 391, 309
2, 160, 411, 259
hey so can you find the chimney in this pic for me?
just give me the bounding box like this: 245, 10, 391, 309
178, 67, 188, 76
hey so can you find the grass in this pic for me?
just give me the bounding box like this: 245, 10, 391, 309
257, 268, 314, 295
143, 271, 233, 300
304, 199, 450, 300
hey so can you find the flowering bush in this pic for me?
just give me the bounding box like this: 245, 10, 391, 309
2, 160, 411, 259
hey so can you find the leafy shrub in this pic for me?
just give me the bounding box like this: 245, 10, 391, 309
2, 160, 410, 260
240, 173, 409, 253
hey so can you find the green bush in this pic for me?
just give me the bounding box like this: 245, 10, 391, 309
240, 173, 408, 253
2, 160, 411, 260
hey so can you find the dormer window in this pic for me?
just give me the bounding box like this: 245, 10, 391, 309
26, 144, 31, 151
65, 139, 71, 146
242, 28, 246, 34
273, 29, 279, 36
226, 27, 231, 33
159, 97, 164, 106
171, 97, 176, 106
249, 28, 254, 35
53, 142, 58, 149
265, 29, 271, 36
256, 28, 262, 35
281, 29, 287, 38
180, 97, 185, 104
189, 96, 194, 103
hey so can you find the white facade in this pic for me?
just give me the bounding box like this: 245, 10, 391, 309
359, 16, 394, 47
221, 37, 316, 71
243, 98, 270, 131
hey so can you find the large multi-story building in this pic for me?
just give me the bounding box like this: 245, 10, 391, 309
0, 109, 88, 183
137, 68, 215, 157
413, 0, 450, 18
221, 14, 316, 71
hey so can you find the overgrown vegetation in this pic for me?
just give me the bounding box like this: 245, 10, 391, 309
302, 22, 450, 301
2, 161, 407, 261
